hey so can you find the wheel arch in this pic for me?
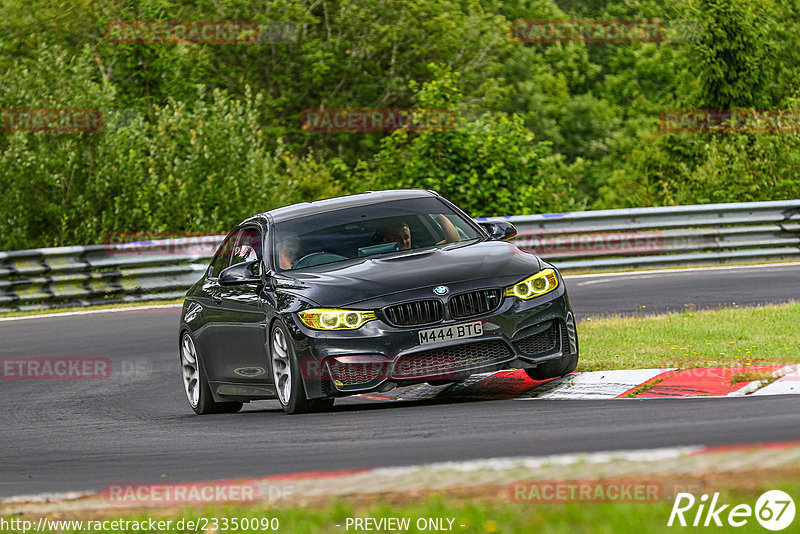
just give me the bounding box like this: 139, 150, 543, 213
178, 325, 220, 400
267, 314, 328, 400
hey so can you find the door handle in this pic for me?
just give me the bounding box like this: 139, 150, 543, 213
212, 294, 223, 305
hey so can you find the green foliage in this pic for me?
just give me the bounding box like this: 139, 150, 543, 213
690, 0, 779, 109
590, 0, 800, 208
81, 87, 341, 242
1, 0, 799, 250
353, 66, 584, 217
0, 49, 339, 248
0, 46, 115, 248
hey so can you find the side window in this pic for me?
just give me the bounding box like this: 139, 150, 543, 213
209, 231, 239, 278
230, 228, 262, 267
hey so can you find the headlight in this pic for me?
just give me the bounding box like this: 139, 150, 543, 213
298, 308, 377, 330
505, 269, 559, 300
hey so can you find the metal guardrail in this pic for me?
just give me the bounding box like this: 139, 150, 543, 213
1, 200, 799, 312
481, 199, 800, 270
0, 237, 225, 313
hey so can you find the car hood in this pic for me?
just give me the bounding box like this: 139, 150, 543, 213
275, 240, 543, 307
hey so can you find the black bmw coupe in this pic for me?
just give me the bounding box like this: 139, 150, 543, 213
179, 189, 579, 414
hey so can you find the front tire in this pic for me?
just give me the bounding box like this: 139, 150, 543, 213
270, 321, 334, 415
180, 332, 243, 415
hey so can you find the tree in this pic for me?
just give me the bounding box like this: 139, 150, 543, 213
353, 65, 584, 217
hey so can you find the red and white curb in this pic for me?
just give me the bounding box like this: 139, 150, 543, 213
736, 364, 800, 396
528, 368, 668, 399
368, 364, 800, 402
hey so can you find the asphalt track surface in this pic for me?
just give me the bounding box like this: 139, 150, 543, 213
1, 263, 799, 498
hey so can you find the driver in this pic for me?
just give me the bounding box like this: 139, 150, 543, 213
381, 221, 412, 250
381, 215, 460, 251
278, 237, 301, 269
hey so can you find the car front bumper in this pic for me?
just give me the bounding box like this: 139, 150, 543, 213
286, 286, 579, 398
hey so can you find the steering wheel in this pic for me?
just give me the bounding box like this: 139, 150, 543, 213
292, 252, 349, 269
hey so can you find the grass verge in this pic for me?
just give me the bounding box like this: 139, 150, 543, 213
6, 474, 798, 534
577, 302, 800, 372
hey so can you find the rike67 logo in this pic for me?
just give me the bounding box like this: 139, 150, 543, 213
668, 490, 795, 531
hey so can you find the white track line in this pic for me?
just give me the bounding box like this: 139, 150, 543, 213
0, 491, 92, 504
368, 445, 704, 477
0, 304, 182, 322
564, 261, 800, 280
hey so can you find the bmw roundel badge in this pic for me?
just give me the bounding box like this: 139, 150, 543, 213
433, 286, 449, 295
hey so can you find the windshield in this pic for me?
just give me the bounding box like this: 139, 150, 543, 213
273, 197, 481, 271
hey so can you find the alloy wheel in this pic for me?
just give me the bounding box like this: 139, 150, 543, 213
271, 327, 292, 404
180, 333, 200, 407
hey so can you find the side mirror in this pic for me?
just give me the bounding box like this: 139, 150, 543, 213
219, 259, 262, 285
479, 221, 517, 241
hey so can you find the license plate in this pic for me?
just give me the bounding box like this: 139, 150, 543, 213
418, 321, 483, 345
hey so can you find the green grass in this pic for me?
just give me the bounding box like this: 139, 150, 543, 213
8, 481, 797, 534
577, 302, 800, 371
729, 371, 776, 385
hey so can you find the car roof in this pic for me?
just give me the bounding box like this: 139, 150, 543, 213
242, 189, 438, 225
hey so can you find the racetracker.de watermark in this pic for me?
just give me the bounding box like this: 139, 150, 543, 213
1, 357, 112, 380
513, 230, 664, 257
297, 355, 469, 387
511, 479, 665, 503
661, 109, 800, 134
103, 231, 223, 256
105, 20, 297, 44
301, 108, 457, 132
103, 481, 269, 506
1, 109, 102, 132
654, 364, 800, 381
510, 19, 701, 43
0, 357, 153, 380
